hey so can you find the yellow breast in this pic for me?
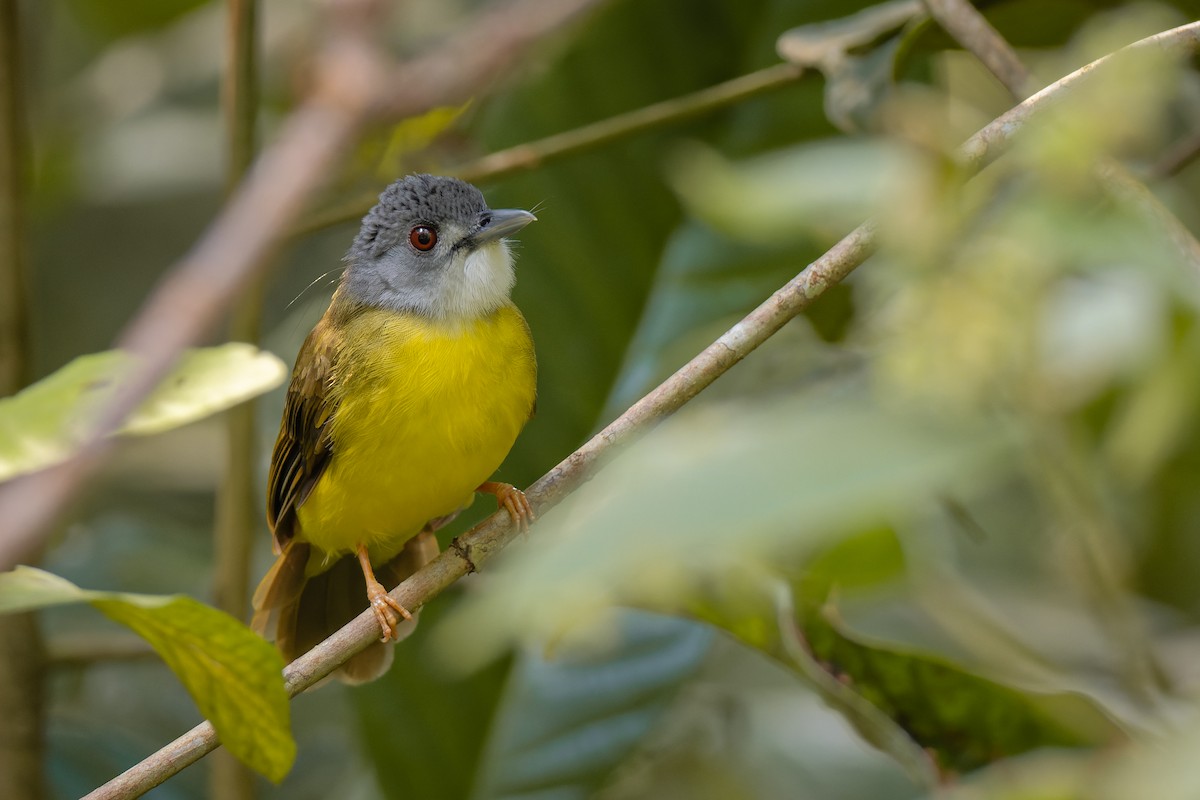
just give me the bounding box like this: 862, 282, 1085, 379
296, 302, 536, 560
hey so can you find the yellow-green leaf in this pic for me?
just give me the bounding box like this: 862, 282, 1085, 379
0, 343, 287, 481
0, 566, 294, 782
377, 102, 471, 178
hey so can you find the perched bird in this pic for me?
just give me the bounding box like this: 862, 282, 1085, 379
252, 174, 537, 682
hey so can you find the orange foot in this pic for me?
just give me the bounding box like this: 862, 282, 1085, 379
357, 544, 412, 642
477, 481, 535, 532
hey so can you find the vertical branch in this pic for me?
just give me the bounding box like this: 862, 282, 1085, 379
224, 0, 258, 197
212, 1, 261, 798
0, 2, 44, 799
0, 0, 28, 390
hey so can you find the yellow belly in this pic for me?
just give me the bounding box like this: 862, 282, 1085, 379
296, 302, 536, 561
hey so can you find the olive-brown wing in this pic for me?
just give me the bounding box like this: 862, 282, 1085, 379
266, 317, 340, 552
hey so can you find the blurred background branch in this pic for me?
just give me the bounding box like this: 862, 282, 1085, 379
0, 1, 45, 798
927, 0, 1200, 279
211, 0, 261, 795
0, 0, 27, 394
46, 633, 155, 666
293, 61, 808, 237
923, 0, 1036, 97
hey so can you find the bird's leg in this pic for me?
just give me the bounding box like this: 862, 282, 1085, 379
356, 543, 412, 642
477, 481, 535, 531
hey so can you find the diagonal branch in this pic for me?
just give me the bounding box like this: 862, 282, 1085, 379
927, 0, 1200, 274
923, 0, 1035, 97
292, 61, 807, 237
81, 22, 1200, 799
0, 0, 605, 573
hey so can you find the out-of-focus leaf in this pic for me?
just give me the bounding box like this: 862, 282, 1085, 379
696, 561, 1121, 782
803, 605, 1122, 774
471, 611, 713, 800
795, 527, 907, 608
797, 534, 1129, 774
0, 567, 293, 782
775, 0, 926, 133
338, 102, 474, 196
0, 343, 286, 481
64, 0, 209, 39
775, 1, 923, 68
596, 630, 925, 800
1102, 323, 1200, 484
377, 103, 472, 176
669, 139, 921, 243
822, 32, 907, 134
688, 575, 939, 789
122, 344, 287, 434
775, 589, 942, 788
1096, 713, 1200, 800
434, 386, 1007, 670
923, 751, 1093, 799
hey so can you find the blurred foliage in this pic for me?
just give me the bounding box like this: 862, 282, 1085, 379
10, 0, 1200, 798
0, 343, 285, 480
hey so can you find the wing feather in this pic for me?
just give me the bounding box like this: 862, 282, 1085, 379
266, 314, 342, 553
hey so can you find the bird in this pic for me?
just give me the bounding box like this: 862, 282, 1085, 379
251, 174, 538, 683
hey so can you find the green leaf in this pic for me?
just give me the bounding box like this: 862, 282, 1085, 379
795, 533, 1129, 774
0, 567, 294, 782
64, 0, 210, 40
0, 343, 287, 481
689, 577, 940, 789
803, 606, 1119, 774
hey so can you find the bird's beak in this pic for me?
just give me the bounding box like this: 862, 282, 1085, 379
464, 208, 537, 248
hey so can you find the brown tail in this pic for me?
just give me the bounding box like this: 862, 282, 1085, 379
251, 531, 439, 684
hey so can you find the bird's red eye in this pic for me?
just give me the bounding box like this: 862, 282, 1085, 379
409, 226, 437, 251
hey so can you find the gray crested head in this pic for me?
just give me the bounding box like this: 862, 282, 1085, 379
342, 174, 536, 321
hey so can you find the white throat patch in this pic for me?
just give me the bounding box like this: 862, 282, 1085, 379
439, 240, 516, 320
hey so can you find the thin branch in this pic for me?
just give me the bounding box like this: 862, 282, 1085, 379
1150, 126, 1200, 177
81, 23, 1200, 798
0, 0, 605, 573
922, 0, 1034, 98
930, 0, 1200, 267
292, 62, 807, 237
367, 0, 601, 123
957, 26, 1200, 170
223, 0, 258, 195
212, 2, 261, 798
47, 634, 156, 666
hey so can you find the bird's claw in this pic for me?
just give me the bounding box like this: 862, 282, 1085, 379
367, 580, 411, 642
